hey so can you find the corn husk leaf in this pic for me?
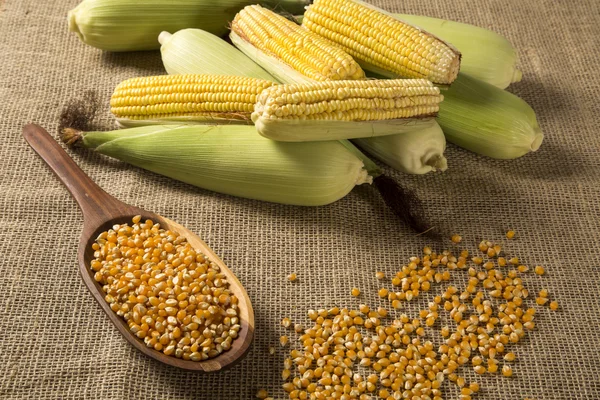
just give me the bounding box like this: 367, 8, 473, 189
159, 29, 276, 81
253, 118, 441, 142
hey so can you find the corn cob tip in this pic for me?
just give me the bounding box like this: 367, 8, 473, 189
531, 127, 544, 152
158, 31, 172, 45
61, 128, 84, 146
426, 154, 448, 172
512, 69, 523, 83
67, 9, 81, 36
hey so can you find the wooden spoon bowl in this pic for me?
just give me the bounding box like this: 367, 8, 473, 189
23, 124, 254, 372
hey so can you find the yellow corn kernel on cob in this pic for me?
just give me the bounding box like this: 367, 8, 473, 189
230, 4, 365, 84
302, 0, 461, 85
251, 79, 443, 141
110, 74, 275, 127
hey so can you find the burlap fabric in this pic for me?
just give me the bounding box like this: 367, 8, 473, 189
1, 0, 599, 399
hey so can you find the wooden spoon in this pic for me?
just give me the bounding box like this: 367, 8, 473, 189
22, 124, 254, 372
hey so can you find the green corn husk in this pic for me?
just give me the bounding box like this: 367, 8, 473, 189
396, 14, 522, 89
353, 121, 448, 175
68, 0, 309, 52
159, 29, 276, 81
62, 125, 377, 206
437, 73, 543, 159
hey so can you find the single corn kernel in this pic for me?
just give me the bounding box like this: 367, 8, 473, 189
451, 234, 462, 243
534, 265, 545, 275
518, 265, 529, 273
280, 335, 289, 347
282, 318, 292, 328
550, 301, 559, 310
376, 271, 385, 280
502, 365, 513, 377
536, 297, 548, 305
506, 230, 515, 239
288, 273, 298, 282
504, 352, 516, 362
351, 288, 361, 297
256, 389, 268, 399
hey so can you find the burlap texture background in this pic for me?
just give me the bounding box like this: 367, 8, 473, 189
1, 0, 599, 399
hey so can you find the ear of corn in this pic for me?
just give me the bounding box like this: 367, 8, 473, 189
251, 79, 443, 142
156, 37, 448, 173
110, 74, 275, 127
395, 14, 521, 89
437, 73, 543, 159
353, 121, 448, 174
63, 125, 374, 206
302, 0, 461, 85
158, 29, 276, 81
68, 0, 310, 51
230, 4, 365, 84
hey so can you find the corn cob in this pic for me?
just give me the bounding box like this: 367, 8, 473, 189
62, 125, 375, 206
252, 79, 443, 142
353, 121, 448, 174
302, 0, 461, 85
395, 14, 521, 89
437, 73, 543, 159
158, 29, 276, 81
110, 74, 275, 127
68, 0, 310, 52
230, 5, 365, 84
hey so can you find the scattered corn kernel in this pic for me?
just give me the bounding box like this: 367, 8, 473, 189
256, 389, 268, 399
518, 265, 529, 273
536, 297, 548, 305
376, 271, 385, 280
534, 265, 545, 275
351, 288, 361, 297
288, 273, 298, 282
550, 301, 559, 310
506, 230, 515, 239
280, 335, 289, 347
452, 234, 462, 243
502, 365, 513, 377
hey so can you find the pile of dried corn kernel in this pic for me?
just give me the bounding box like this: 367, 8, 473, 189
265, 232, 557, 400
91, 216, 240, 361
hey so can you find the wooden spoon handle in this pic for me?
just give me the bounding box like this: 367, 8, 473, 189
22, 124, 127, 223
